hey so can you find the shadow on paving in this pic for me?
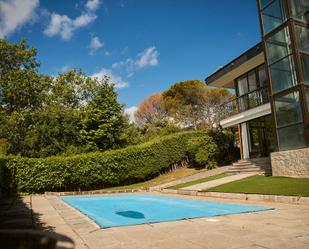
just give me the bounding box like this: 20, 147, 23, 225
0, 196, 74, 249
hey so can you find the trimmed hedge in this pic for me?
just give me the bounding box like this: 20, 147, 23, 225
0, 131, 206, 194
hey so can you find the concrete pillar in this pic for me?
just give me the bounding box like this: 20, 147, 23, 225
241, 122, 250, 159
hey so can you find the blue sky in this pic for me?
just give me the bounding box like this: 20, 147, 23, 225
0, 0, 261, 115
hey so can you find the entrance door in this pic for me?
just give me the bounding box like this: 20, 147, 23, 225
249, 126, 268, 158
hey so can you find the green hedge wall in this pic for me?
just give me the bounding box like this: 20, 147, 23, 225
0, 131, 205, 194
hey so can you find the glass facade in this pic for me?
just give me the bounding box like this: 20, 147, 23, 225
295, 25, 309, 83
258, 0, 309, 151
248, 115, 277, 158
236, 66, 269, 112
291, 0, 309, 21
261, 0, 286, 34
274, 91, 303, 127
269, 55, 297, 93
277, 123, 306, 150
266, 26, 292, 64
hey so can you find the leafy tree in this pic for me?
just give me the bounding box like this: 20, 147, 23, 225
80, 75, 126, 151
0, 39, 49, 112
162, 80, 234, 129
0, 39, 127, 157
135, 93, 166, 126
187, 135, 218, 169
162, 80, 208, 129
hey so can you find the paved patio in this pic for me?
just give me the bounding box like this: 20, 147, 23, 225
17, 193, 309, 249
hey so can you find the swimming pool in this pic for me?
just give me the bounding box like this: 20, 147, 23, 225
61, 194, 272, 228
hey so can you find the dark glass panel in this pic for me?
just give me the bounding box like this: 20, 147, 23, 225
274, 91, 303, 127
295, 25, 309, 53
269, 55, 297, 93
291, 0, 309, 22
258, 65, 268, 87
262, 0, 286, 34
266, 26, 292, 64
248, 71, 257, 91
278, 123, 306, 150
300, 53, 309, 83
237, 76, 248, 96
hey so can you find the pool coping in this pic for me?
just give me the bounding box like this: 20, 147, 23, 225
45, 189, 309, 205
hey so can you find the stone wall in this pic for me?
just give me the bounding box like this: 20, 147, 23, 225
271, 148, 309, 178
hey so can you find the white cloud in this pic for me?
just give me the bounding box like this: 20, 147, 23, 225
89, 36, 103, 55
91, 68, 129, 89
125, 106, 138, 123
44, 12, 97, 40
0, 0, 39, 38
44, 0, 100, 41
85, 0, 101, 11
136, 46, 159, 68
112, 46, 159, 77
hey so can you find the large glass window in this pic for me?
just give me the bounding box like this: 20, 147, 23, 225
258, 65, 268, 87
261, 0, 286, 34
295, 25, 309, 83
278, 123, 306, 150
266, 26, 292, 64
291, 0, 309, 22
274, 91, 303, 127
295, 25, 309, 53
237, 76, 248, 96
248, 71, 257, 91
269, 55, 297, 93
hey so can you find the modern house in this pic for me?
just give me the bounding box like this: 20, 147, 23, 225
205, 0, 309, 177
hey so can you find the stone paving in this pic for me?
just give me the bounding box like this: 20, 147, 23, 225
180, 173, 256, 191
2, 193, 309, 249
36, 194, 309, 249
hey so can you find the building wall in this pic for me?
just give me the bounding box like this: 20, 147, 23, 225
271, 148, 309, 178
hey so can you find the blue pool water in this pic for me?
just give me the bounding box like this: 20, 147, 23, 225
61, 194, 272, 228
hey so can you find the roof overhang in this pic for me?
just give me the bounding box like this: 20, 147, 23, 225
205, 43, 264, 88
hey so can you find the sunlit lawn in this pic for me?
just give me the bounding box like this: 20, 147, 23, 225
204, 175, 309, 196
102, 167, 208, 191
167, 173, 229, 189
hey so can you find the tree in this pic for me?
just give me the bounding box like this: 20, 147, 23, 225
162, 80, 208, 129
0, 39, 49, 112
80, 75, 126, 151
134, 93, 166, 126
0, 39, 128, 157
162, 80, 234, 129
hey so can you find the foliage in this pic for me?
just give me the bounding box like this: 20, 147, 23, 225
187, 135, 218, 169
0, 39, 127, 157
80, 74, 126, 151
162, 80, 234, 129
134, 93, 166, 126
139, 119, 181, 142
208, 128, 240, 165
1, 132, 206, 193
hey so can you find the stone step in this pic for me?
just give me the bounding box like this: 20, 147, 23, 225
231, 164, 261, 169
233, 162, 253, 167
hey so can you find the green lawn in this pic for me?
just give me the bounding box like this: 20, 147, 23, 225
204, 175, 309, 197
167, 173, 229, 189
101, 167, 208, 191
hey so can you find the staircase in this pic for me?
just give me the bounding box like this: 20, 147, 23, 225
227, 157, 272, 176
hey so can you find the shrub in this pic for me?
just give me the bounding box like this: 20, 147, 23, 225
208, 128, 240, 165
0, 131, 206, 194
187, 135, 218, 169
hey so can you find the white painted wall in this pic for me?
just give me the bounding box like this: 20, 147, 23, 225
241, 122, 250, 160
